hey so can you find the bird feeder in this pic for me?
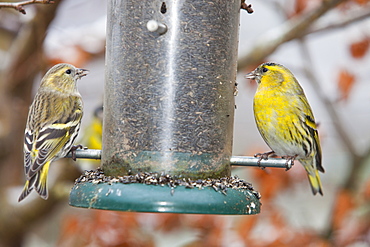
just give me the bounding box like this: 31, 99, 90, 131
69, 0, 277, 214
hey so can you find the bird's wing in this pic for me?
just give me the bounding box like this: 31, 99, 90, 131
303, 115, 324, 173
24, 94, 83, 179
299, 96, 324, 173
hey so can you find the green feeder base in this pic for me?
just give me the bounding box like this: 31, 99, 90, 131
69, 182, 261, 215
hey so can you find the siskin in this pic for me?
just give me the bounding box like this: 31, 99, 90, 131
79, 105, 103, 169
19, 63, 88, 201
246, 62, 325, 195
81, 105, 103, 151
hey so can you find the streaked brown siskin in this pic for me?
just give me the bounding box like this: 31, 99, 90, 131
19, 63, 88, 201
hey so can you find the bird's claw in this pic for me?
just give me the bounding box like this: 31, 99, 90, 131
254, 151, 275, 170
69, 144, 84, 161
282, 155, 297, 171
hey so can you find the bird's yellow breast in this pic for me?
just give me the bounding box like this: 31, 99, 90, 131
253, 87, 303, 152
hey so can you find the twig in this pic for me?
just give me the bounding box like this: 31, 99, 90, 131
306, 7, 370, 36
237, 0, 348, 70
241, 0, 253, 14
0, 0, 54, 14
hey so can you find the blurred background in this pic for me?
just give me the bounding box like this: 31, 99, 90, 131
0, 0, 369, 246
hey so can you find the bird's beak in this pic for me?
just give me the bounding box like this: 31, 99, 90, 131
245, 71, 258, 80
75, 68, 89, 79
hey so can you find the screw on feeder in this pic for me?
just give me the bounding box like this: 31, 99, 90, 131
146, 20, 167, 35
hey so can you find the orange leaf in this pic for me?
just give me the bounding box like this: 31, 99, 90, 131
294, 0, 308, 15
184, 215, 224, 247
337, 69, 355, 101
251, 168, 292, 201
362, 177, 370, 200
353, 0, 370, 5
58, 216, 81, 240
186, 215, 219, 231
331, 189, 356, 230
155, 213, 183, 232
349, 38, 370, 59
235, 215, 258, 244
289, 0, 322, 18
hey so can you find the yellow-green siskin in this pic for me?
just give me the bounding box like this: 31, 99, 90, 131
18, 63, 88, 202
81, 105, 103, 151
246, 62, 324, 195
79, 105, 103, 169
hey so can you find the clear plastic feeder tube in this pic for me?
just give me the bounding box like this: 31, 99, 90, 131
102, 0, 240, 178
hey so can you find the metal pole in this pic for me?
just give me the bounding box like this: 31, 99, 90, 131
102, 0, 240, 178
68, 150, 292, 169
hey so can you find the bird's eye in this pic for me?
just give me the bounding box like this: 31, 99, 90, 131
65, 69, 72, 74
262, 67, 268, 73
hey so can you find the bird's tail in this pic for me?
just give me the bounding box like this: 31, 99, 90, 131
18, 180, 32, 202
299, 159, 323, 196
18, 161, 51, 202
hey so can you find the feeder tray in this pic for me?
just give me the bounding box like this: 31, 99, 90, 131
70, 169, 261, 215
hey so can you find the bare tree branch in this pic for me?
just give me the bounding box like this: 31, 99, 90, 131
0, 1, 62, 246
306, 6, 370, 36
298, 39, 359, 158
298, 38, 370, 243
0, 0, 54, 14
298, 38, 370, 193
237, 0, 348, 70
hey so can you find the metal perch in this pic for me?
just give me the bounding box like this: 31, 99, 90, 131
67, 149, 292, 169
